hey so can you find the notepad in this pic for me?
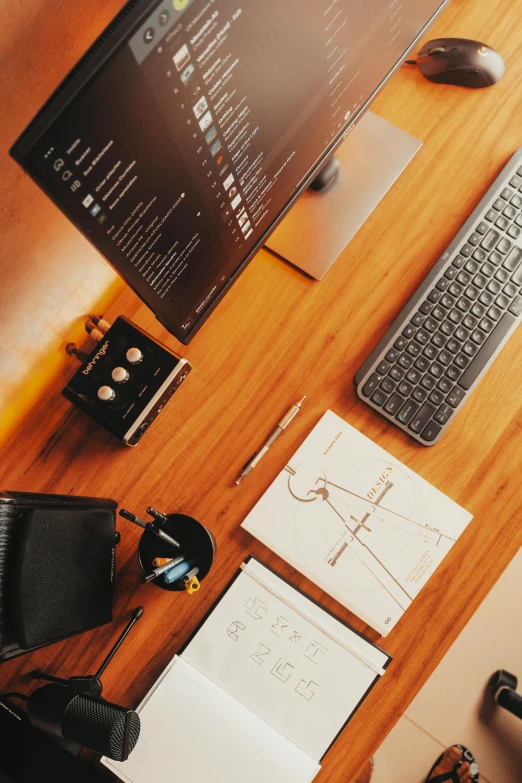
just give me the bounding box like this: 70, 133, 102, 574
103, 558, 390, 783
241, 411, 473, 636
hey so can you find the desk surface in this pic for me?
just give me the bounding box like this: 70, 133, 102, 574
1, 1, 522, 780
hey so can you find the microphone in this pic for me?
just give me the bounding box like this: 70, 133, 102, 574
27, 684, 140, 761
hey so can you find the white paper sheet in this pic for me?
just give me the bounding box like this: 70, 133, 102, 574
103, 657, 320, 783
242, 410, 473, 635
183, 562, 388, 760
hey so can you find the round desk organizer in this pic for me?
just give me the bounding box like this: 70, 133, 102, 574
138, 513, 216, 592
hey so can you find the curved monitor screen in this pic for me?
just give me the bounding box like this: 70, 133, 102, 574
11, 0, 447, 342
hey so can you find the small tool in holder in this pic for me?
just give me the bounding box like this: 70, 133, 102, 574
119, 507, 216, 592
2, 608, 144, 761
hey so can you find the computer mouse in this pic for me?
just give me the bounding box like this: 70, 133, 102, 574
415, 37, 505, 88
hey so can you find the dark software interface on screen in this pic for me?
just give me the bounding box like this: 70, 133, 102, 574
20, 0, 444, 341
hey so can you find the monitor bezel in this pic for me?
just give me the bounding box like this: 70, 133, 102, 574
10, 0, 451, 344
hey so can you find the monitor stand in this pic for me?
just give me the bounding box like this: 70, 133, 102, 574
264, 112, 422, 280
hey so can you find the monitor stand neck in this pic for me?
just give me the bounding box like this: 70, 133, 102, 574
264, 112, 422, 280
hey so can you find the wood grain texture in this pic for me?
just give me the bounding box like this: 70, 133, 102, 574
1, 1, 522, 781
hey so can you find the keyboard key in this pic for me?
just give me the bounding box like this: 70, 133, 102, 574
495, 293, 510, 309
489, 250, 503, 266
440, 320, 456, 336
406, 341, 421, 357
471, 328, 487, 345
454, 353, 470, 369
481, 229, 500, 250
438, 349, 452, 366
385, 348, 400, 363
501, 188, 513, 200
509, 296, 522, 317
436, 278, 450, 292
462, 340, 478, 357
503, 246, 522, 272
429, 389, 445, 406
389, 366, 405, 382
441, 294, 455, 310
481, 262, 495, 277
508, 225, 522, 240
460, 244, 473, 256
449, 282, 464, 298
429, 362, 444, 379
472, 248, 487, 263
457, 270, 472, 286
434, 408, 451, 425
421, 374, 436, 390
456, 296, 472, 312
397, 353, 413, 369
503, 205, 517, 220
431, 332, 446, 348
432, 305, 446, 321
511, 194, 522, 209
496, 216, 510, 231
446, 387, 466, 407
371, 389, 388, 407
470, 302, 486, 318
458, 313, 516, 390
476, 221, 489, 235
394, 336, 409, 351
487, 279, 502, 295
452, 254, 466, 268
414, 329, 429, 345
492, 198, 504, 211
497, 237, 513, 255
376, 361, 391, 374
448, 308, 463, 324
415, 356, 430, 372
469, 232, 481, 246
363, 374, 383, 397
479, 290, 494, 306
465, 285, 479, 300
412, 386, 428, 403
437, 403, 454, 420
411, 312, 425, 327
437, 376, 453, 394
409, 403, 436, 433
455, 325, 470, 342
421, 421, 442, 442
444, 266, 458, 280
424, 316, 439, 332
446, 337, 460, 353
384, 392, 405, 415
403, 324, 416, 338
485, 209, 497, 222
397, 400, 419, 425
487, 305, 502, 320
464, 259, 480, 274
517, 215, 522, 228
406, 368, 422, 385
422, 347, 438, 363
428, 289, 442, 304
510, 175, 522, 188
462, 314, 478, 330
495, 267, 509, 283
397, 381, 413, 397
473, 273, 487, 288
479, 317, 495, 332
503, 282, 517, 298
381, 377, 397, 394
419, 300, 433, 315
446, 365, 462, 382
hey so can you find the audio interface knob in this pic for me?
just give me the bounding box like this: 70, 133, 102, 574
112, 366, 130, 383
98, 385, 116, 402
126, 347, 143, 364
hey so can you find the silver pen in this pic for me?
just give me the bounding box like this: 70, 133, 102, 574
236, 396, 306, 484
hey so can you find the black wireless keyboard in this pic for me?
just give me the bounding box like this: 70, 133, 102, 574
355, 145, 522, 445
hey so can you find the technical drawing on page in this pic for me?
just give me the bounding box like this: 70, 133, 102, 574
283, 457, 456, 621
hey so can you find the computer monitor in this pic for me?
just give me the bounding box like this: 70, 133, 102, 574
10, 0, 449, 343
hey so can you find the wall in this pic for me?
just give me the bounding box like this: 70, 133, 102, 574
0, 1, 129, 442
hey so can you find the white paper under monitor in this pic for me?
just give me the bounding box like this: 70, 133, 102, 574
103, 559, 391, 783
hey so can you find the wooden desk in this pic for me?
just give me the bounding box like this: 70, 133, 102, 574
1, 0, 522, 780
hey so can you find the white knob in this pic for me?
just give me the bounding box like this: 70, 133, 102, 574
98, 385, 115, 402
126, 347, 143, 364
112, 366, 129, 383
